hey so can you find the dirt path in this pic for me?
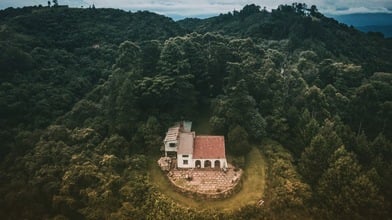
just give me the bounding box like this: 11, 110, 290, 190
148, 147, 266, 211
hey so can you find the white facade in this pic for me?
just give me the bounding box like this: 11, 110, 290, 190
177, 157, 227, 169
176, 132, 194, 168
177, 154, 193, 168
164, 126, 180, 156
192, 158, 227, 169
164, 140, 178, 155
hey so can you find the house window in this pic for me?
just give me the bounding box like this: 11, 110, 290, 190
183, 160, 188, 165
169, 143, 175, 147
182, 155, 189, 158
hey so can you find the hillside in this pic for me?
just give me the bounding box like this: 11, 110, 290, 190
0, 5, 184, 158
178, 4, 392, 73
0, 4, 391, 220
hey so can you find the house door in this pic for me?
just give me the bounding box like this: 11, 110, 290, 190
214, 160, 221, 168
204, 160, 211, 168
195, 160, 201, 168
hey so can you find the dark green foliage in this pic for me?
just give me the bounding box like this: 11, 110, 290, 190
304, 85, 330, 120
288, 109, 320, 157
316, 146, 385, 219
134, 74, 197, 116
370, 134, 392, 203
115, 41, 142, 71
262, 141, 311, 219
0, 3, 391, 220
0, 7, 184, 49
131, 116, 163, 154
227, 125, 251, 156
299, 120, 343, 186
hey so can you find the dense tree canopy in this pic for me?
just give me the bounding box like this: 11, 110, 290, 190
0, 3, 391, 219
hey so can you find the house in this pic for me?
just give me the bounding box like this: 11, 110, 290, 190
163, 121, 227, 169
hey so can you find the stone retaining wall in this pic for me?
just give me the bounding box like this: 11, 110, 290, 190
165, 168, 243, 200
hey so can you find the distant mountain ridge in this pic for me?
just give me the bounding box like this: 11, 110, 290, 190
357, 25, 392, 37
332, 13, 392, 37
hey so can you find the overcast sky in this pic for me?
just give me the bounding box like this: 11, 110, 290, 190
1, 0, 392, 19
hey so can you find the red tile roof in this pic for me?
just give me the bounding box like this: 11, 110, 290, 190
193, 136, 226, 159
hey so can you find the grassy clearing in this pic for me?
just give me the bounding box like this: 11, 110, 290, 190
148, 147, 266, 211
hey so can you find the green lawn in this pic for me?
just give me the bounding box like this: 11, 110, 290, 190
148, 147, 266, 211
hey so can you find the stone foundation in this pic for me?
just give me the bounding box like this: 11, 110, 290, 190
163, 163, 243, 200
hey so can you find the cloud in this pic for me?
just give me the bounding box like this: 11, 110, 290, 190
313, 0, 392, 15
1, 0, 392, 18
0, 0, 90, 8
91, 0, 244, 16
80, 0, 392, 16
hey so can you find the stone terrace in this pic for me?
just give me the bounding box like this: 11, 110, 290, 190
167, 164, 242, 198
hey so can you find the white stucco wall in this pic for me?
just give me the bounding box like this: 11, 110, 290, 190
164, 140, 178, 153
177, 154, 193, 168
191, 158, 227, 169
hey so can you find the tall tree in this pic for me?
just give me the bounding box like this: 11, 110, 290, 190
299, 120, 342, 185
352, 83, 378, 135
115, 41, 141, 72
304, 85, 329, 121
370, 134, 392, 205
227, 125, 250, 156
316, 146, 384, 219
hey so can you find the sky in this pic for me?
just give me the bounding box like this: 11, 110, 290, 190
1, 0, 392, 19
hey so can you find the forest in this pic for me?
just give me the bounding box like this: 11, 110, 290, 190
0, 3, 391, 219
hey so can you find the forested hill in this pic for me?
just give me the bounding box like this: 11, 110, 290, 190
178, 4, 392, 73
0, 4, 391, 220
0, 6, 184, 48
0, 6, 184, 157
